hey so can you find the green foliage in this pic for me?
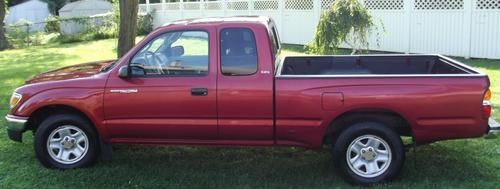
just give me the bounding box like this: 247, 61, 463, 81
5, 18, 57, 48
5, 19, 32, 48
137, 12, 154, 36
40, 0, 76, 15
114, 0, 153, 36
305, 0, 380, 55
44, 15, 60, 33
53, 15, 118, 44
7, 0, 26, 7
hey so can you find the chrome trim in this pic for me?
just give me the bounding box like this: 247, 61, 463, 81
276, 74, 487, 78
488, 118, 500, 133
5, 115, 28, 131
110, 89, 138, 94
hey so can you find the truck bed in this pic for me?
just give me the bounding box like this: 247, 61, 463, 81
278, 54, 480, 76
274, 54, 489, 146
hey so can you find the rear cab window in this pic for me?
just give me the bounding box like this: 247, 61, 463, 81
220, 28, 258, 76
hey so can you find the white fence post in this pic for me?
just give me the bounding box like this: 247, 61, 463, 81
314, 0, 321, 21
223, 0, 228, 16
278, 0, 284, 40
249, 0, 254, 16
200, 0, 205, 17
403, 0, 413, 54
161, 0, 166, 11
146, 0, 151, 13
463, 0, 474, 59
180, 0, 184, 18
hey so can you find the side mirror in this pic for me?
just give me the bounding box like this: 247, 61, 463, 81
170, 46, 184, 57
118, 66, 130, 78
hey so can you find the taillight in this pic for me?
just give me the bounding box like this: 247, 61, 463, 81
482, 89, 492, 119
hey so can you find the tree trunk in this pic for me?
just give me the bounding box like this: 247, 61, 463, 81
0, 0, 10, 50
117, 0, 138, 58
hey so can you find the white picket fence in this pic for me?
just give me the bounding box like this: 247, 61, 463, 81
140, 0, 500, 59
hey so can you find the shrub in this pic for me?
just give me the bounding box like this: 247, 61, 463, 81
137, 12, 154, 36
53, 15, 117, 44
87, 16, 118, 40
5, 19, 32, 48
45, 16, 60, 33
305, 0, 383, 55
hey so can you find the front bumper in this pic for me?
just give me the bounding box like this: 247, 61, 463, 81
488, 118, 500, 134
5, 115, 29, 142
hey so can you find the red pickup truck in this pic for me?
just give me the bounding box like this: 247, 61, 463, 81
5, 16, 498, 185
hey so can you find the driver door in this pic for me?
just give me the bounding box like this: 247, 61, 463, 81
104, 29, 218, 141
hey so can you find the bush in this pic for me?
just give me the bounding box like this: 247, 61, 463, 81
87, 16, 118, 40
52, 15, 118, 44
45, 16, 60, 33
5, 19, 32, 48
137, 12, 154, 36
305, 0, 382, 55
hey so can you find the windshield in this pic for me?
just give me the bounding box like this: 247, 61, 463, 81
129, 31, 209, 76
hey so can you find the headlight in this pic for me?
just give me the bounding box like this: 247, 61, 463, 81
9, 93, 22, 109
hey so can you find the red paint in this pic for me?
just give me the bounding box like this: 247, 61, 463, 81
482, 103, 492, 119
9, 17, 490, 149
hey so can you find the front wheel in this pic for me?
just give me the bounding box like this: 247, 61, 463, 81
34, 114, 99, 169
332, 122, 405, 185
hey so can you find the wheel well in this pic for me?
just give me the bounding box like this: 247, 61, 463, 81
27, 105, 94, 133
323, 109, 413, 145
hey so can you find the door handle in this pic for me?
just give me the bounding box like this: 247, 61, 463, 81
191, 88, 208, 96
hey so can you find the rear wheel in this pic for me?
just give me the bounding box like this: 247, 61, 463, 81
34, 114, 99, 169
332, 122, 404, 185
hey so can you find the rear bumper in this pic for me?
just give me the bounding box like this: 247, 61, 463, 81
487, 118, 500, 134
4, 115, 29, 142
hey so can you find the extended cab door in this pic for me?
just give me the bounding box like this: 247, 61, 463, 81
216, 25, 275, 142
104, 27, 218, 140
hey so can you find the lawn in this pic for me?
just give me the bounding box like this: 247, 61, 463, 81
0, 40, 499, 188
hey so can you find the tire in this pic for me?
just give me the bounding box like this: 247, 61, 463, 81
332, 121, 405, 185
34, 114, 99, 169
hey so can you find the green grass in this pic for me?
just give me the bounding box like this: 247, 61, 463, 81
0, 41, 499, 188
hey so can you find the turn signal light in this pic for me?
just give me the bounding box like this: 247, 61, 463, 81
484, 89, 492, 100
9, 93, 22, 109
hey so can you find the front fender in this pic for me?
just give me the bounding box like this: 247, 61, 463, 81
13, 88, 108, 140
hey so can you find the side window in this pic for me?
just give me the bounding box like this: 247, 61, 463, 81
130, 31, 209, 77
220, 28, 258, 76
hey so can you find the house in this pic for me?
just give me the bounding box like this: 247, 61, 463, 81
59, 0, 113, 34
4, 0, 52, 32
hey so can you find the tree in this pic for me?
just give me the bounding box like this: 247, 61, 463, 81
117, 0, 138, 58
0, 0, 9, 50
305, 0, 382, 55
40, 0, 75, 15
7, 0, 26, 7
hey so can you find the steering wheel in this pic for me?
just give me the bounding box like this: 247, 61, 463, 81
144, 51, 169, 75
